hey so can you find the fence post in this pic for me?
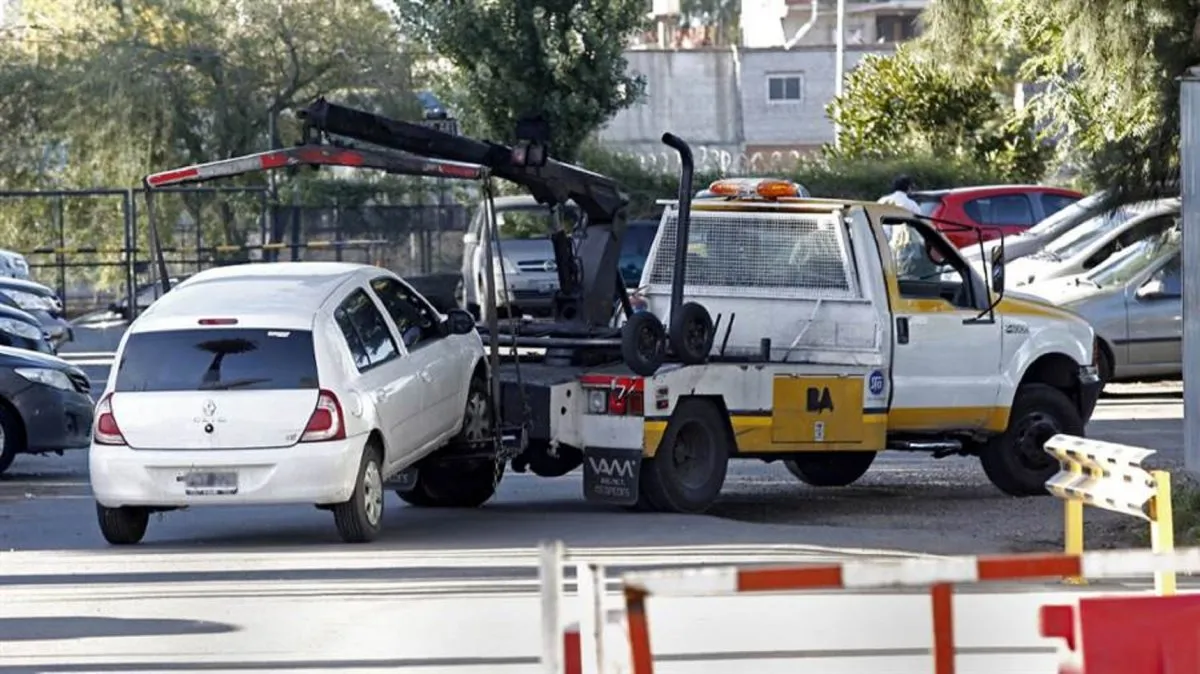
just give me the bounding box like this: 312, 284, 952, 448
122, 190, 137, 321
540, 540, 565, 674
930, 583, 956, 674
1150, 470, 1177, 596
53, 196, 66, 312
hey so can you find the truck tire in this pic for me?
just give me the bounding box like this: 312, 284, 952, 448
333, 442, 385, 543
622, 311, 666, 376
784, 451, 876, 487
669, 301, 714, 365
640, 399, 729, 514
96, 503, 149, 545
980, 383, 1083, 497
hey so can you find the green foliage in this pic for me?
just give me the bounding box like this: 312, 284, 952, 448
393, 0, 649, 162
825, 45, 1052, 183
920, 0, 1200, 204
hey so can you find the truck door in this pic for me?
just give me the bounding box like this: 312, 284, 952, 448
884, 220, 1003, 431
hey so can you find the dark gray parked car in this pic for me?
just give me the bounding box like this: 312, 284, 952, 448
0, 345, 94, 475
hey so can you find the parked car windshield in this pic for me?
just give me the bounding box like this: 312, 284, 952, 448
1037, 203, 1149, 261
114, 328, 319, 392
619, 222, 659, 286
495, 205, 581, 240
1025, 192, 1104, 237
1087, 227, 1181, 288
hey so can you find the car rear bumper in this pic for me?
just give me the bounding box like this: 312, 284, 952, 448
89, 434, 367, 508
12, 384, 93, 453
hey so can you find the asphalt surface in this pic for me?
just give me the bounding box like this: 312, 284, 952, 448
0, 319, 1190, 673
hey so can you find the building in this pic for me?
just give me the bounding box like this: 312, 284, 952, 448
603, 0, 924, 171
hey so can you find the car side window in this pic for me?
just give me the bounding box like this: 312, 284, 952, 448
963, 195, 1035, 227
888, 221, 974, 309
334, 288, 400, 372
1040, 193, 1078, 217
1148, 255, 1182, 297
369, 276, 442, 350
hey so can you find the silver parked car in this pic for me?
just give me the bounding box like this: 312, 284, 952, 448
1018, 225, 1181, 382
460, 195, 580, 321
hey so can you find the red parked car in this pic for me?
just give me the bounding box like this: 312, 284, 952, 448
911, 185, 1085, 249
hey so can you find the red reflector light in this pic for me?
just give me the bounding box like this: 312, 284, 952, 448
627, 391, 645, 416
301, 390, 345, 443
198, 318, 238, 325
93, 393, 127, 446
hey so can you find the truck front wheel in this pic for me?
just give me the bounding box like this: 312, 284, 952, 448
784, 451, 876, 487
980, 383, 1083, 497
640, 399, 730, 514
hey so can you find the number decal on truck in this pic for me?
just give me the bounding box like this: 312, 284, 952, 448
806, 386, 835, 413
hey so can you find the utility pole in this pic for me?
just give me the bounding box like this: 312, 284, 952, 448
267, 107, 280, 263
833, 0, 846, 146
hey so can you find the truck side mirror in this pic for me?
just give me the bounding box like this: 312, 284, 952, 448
445, 309, 476, 335
990, 246, 1005, 295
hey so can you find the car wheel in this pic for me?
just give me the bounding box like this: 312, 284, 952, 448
333, 442, 385, 543
621, 311, 666, 377
980, 383, 1082, 497
96, 503, 149, 545
784, 451, 876, 487
0, 403, 23, 476
640, 398, 730, 514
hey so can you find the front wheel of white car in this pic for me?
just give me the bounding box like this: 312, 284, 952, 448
333, 443, 385, 543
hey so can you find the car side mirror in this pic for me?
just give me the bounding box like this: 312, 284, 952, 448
1136, 279, 1166, 300
445, 309, 476, 335
463, 232, 478, 245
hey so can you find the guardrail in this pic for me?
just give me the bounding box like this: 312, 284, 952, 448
1043, 434, 1175, 594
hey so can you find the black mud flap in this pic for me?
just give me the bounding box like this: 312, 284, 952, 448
386, 466, 419, 493
582, 447, 641, 506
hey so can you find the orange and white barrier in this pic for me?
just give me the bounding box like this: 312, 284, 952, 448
609, 547, 1200, 674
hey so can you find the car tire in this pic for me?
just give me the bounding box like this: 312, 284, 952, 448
333, 442, 385, 543
669, 301, 714, 365
621, 311, 666, 377
96, 503, 149, 545
0, 403, 24, 476
784, 451, 876, 487
980, 383, 1083, 497
640, 398, 730, 514
1097, 347, 1113, 390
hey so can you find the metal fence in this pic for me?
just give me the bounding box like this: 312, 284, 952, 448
0, 187, 470, 317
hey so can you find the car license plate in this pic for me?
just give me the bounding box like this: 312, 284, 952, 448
539, 281, 557, 292
181, 471, 238, 495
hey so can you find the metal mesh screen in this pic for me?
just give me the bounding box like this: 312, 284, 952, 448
646, 209, 857, 298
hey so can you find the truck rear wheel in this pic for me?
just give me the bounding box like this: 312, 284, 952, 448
980, 383, 1082, 497
640, 399, 729, 514
784, 451, 876, 487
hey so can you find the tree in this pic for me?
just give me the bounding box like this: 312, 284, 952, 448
824, 44, 1052, 182
920, 0, 1200, 204
392, 0, 649, 162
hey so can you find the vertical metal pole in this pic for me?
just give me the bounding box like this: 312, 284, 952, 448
195, 213, 203, 273
539, 540, 564, 674
1181, 67, 1200, 476
290, 189, 301, 262
268, 108, 279, 262
54, 196, 65, 313
122, 191, 137, 321
833, 0, 846, 146
624, 587, 654, 674
1150, 470, 1177, 596
1063, 499, 1086, 585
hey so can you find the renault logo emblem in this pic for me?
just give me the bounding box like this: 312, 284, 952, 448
542, 260, 557, 272
202, 399, 217, 417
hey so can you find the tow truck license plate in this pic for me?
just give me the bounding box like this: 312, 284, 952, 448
182, 471, 238, 495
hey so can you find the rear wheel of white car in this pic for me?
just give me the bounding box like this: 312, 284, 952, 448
784, 451, 876, 487
640, 399, 729, 514
96, 503, 149, 545
0, 404, 23, 475
980, 384, 1083, 497
333, 443, 385, 543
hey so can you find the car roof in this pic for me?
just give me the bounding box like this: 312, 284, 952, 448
912, 185, 1082, 199
0, 276, 55, 294
133, 262, 374, 331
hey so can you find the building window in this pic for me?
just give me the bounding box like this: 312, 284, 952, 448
875, 13, 920, 43
767, 74, 804, 103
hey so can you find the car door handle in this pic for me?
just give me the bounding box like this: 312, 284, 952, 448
896, 317, 910, 344
372, 389, 386, 403
419, 369, 433, 383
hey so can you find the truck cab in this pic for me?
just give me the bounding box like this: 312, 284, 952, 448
566, 178, 1102, 513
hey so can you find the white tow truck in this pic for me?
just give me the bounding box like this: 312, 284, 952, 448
138, 101, 1102, 519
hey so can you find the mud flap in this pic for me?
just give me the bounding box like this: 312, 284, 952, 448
582, 447, 641, 506
387, 466, 419, 493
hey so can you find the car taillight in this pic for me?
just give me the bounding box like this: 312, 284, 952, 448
300, 390, 345, 442
93, 393, 127, 446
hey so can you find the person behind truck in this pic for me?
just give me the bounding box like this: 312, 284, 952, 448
877, 175, 920, 242
877, 176, 939, 279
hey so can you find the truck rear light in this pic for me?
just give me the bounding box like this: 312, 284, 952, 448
93, 393, 127, 446
300, 389, 346, 442
627, 391, 645, 415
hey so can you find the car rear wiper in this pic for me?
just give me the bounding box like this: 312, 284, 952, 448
199, 378, 270, 391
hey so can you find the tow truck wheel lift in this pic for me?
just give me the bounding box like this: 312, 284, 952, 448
139, 98, 721, 499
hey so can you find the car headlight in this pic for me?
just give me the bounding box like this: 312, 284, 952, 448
5, 289, 52, 311
492, 256, 520, 276
14, 367, 73, 391
0, 318, 43, 340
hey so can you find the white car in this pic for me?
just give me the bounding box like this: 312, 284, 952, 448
89, 262, 491, 545
1005, 198, 1179, 289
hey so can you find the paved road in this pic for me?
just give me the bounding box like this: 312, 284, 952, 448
0, 322, 1187, 672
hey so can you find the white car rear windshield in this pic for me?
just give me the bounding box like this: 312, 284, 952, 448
114, 328, 318, 392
